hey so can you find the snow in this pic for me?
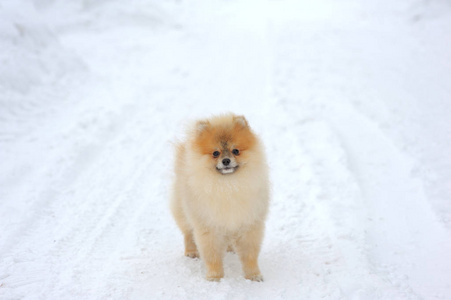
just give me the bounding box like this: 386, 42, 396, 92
1, 0, 451, 299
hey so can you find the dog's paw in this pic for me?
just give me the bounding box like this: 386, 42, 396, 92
206, 275, 222, 282
185, 251, 199, 258
245, 273, 264, 282
206, 270, 224, 282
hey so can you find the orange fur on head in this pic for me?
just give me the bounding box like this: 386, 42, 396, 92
193, 115, 257, 157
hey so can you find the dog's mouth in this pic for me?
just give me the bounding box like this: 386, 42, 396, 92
216, 166, 238, 175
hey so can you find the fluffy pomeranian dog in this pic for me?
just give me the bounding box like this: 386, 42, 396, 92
170, 113, 270, 281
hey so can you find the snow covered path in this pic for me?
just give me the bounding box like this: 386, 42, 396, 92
1, 0, 451, 299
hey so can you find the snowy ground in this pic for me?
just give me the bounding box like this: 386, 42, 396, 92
1, 0, 451, 299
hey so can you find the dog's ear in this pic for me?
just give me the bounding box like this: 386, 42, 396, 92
195, 120, 210, 134
233, 115, 249, 128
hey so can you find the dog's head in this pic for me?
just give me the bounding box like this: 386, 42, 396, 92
192, 114, 257, 175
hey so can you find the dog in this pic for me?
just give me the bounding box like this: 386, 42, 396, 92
170, 113, 270, 281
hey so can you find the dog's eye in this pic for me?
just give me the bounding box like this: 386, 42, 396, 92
213, 151, 220, 157
232, 149, 240, 156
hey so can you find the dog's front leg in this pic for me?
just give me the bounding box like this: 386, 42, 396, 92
194, 228, 225, 281
236, 222, 264, 281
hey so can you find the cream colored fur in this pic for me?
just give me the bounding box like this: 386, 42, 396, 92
170, 114, 269, 281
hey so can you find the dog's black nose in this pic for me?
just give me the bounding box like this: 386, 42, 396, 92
222, 158, 231, 166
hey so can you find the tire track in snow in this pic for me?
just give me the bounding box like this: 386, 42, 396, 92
265, 8, 422, 296
263, 105, 410, 298
328, 106, 451, 299
0, 105, 138, 295
271, 42, 449, 294
44, 106, 174, 297
1, 100, 174, 298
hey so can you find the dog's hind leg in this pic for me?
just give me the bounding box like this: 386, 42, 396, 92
184, 231, 199, 258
